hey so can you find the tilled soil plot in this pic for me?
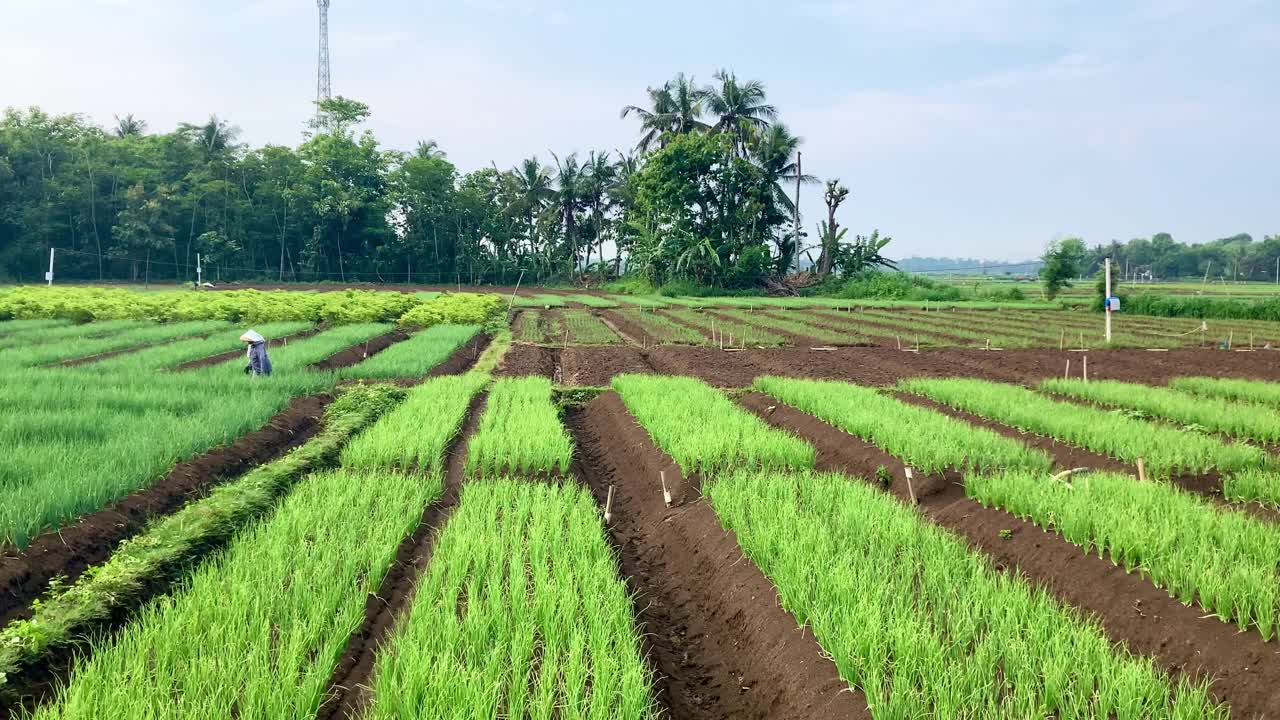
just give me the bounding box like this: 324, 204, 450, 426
737, 392, 1280, 718
566, 393, 870, 720
0, 394, 330, 629
310, 329, 411, 371
524, 345, 1280, 387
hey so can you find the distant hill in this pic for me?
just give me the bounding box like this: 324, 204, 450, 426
895, 257, 1043, 275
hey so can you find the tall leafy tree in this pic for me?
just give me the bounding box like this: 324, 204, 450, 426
698, 70, 777, 157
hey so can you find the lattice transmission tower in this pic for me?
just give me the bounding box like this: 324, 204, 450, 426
316, 0, 332, 103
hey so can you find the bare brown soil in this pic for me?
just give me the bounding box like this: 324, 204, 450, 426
0, 394, 330, 630
566, 393, 870, 720
737, 392, 1280, 718
175, 327, 321, 370
504, 345, 1280, 388
316, 393, 487, 720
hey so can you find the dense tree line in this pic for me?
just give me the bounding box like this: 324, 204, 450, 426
1082, 233, 1280, 283
0, 71, 892, 288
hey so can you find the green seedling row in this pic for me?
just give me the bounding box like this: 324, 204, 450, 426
90, 321, 313, 372
244, 322, 392, 370
901, 378, 1269, 477
0, 363, 329, 548
562, 293, 620, 308
1171, 376, 1280, 408
709, 469, 1224, 718
6, 320, 229, 367
615, 309, 708, 345
754, 377, 1052, 475
340, 372, 488, 475
562, 310, 624, 345
0, 318, 72, 336
512, 293, 568, 308
612, 374, 814, 473
336, 324, 480, 380
1041, 378, 1280, 443
717, 309, 861, 346
0, 319, 145, 350
755, 310, 873, 345
0, 384, 403, 685
809, 309, 953, 346
466, 377, 574, 477
662, 308, 787, 346
368, 479, 657, 720
968, 470, 1280, 640
515, 310, 553, 343
29, 466, 440, 719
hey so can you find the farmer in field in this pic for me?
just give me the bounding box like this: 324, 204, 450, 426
240, 329, 273, 376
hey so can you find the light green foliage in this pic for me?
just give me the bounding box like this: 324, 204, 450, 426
1224, 469, 1280, 508
0, 318, 71, 336
562, 310, 623, 345
709, 469, 1225, 718
3, 320, 228, 367
1171, 376, 1280, 408
398, 292, 505, 329
92, 321, 312, 372
755, 377, 1051, 474
28, 467, 438, 719
615, 309, 707, 345
368, 479, 656, 720
1042, 378, 1280, 442
0, 286, 419, 324
515, 309, 551, 343
901, 378, 1269, 477
467, 377, 573, 477
664, 308, 786, 346
468, 330, 512, 376
341, 372, 488, 474
337, 324, 479, 380
0, 384, 402, 686
612, 374, 814, 473
968, 470, 1280, 640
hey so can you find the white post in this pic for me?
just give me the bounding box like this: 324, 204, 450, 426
1104, 257, 1112, 344
196, 253, 203, 288
46, 248, 55, 286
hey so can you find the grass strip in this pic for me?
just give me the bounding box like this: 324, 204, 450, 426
562, 293, 620, 308
0, 384, 404, 692
1171, 376, 1280, 409
340, 372, 488, 475
28, 464, 438, 719
968, 470, 1280, 640
367, 479, 656, 720
708, 469, 1225, 718
336, 324, 480, 379
901, 378, 1269, 477
466, 377, 573, 477
755, 377, 1052, 475
612, 374, 814, 473
1041, 378, 1280, 442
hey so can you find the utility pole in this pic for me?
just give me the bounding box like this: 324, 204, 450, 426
1104, 257, 1112, 344
196, 253, 203, 288
793, 151, 801, 274
46, 248, 55, 287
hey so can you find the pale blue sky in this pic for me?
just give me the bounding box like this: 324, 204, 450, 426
2, 0, 1276, 260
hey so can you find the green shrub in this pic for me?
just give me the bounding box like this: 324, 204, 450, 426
396, 292, 505, 329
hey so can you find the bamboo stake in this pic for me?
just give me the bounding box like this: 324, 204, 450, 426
660, 470, 672, 507
1064, 359, 1070, 379
904, 467, 917, 505
1136, 459, 1146, 482
896, 335, 902, 350
1059, 329, 1064, 351
604, 485, 615, 523
1083, 355, 1088, 382
1228, 330, 1233, 350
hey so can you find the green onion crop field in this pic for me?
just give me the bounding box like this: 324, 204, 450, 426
368, 479, 656, 719
1171, 376, 1280, 408
340, 372, 488, 474
466, 377, 574, 477
613, 374, 814, 473
336, 324, 479, 379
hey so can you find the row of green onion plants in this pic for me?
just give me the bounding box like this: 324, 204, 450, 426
465, 376, 574, 477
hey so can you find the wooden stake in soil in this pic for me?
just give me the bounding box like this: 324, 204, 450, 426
896, 335, 902, 351
1137, 459, 1146, 482
1064, 359, 1070, 379
1059, 329, 1065, 351
604, 485, 615, 523
904, 467, 917, 505
1228, 330, 1233, 350
1083, 355, 1088, 382
660, 470, 672, 507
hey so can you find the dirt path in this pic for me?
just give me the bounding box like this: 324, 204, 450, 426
0, 394, 330, 629
316, 393, 487, 720
309, 329, 411, 371
737, 392, 1280, 718
566, 393, 869, 720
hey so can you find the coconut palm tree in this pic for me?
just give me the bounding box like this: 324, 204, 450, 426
749, 123, 817, 214
551, 151, 586, 277
620, 73, 708, 153
507, 156, 555, 257
698, 70, 777, 157
113, 114, 147, 138
580, 150, 618, 272
414, 139, 446, 160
